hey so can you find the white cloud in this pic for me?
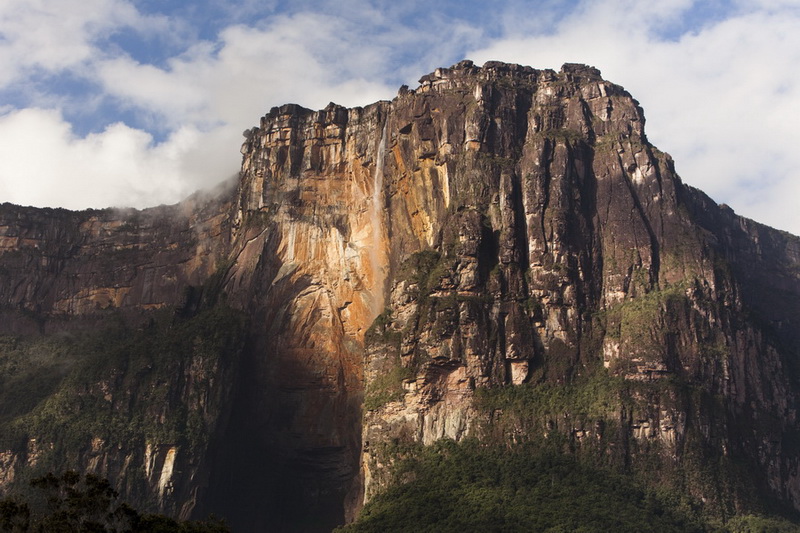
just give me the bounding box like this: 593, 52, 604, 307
0, 0, 145, 86
1, 0, 799, 236
0, 108, 234, 209
0, 0, 496, 212
469, 0, 800, 234
1, 7, 403, 211
93, 10, 453, 129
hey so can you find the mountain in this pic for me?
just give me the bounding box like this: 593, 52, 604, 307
1, 60, 799, 531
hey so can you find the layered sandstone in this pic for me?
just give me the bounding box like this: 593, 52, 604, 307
0, 61, 799, 531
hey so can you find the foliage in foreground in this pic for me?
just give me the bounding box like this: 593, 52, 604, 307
0, 302, 247, 487
340, 439, 800, 533
0, 471, 228, 532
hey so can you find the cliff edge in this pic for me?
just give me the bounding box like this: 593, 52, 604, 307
1, 60, 799, 530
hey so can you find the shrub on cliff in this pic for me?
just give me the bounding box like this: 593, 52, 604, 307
340, 439, 800, 532
0, 471, 228, 533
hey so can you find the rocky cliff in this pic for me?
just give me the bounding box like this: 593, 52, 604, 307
0, 60, 799, 530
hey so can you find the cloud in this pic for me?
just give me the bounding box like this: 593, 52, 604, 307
1, 0, 799, 236
0, 108, 235, 209
1, 4, 480, 212
94, 8, 481, 127
0, 0, 147, 86
0, 6, 403, 211
469, 0, 800, 233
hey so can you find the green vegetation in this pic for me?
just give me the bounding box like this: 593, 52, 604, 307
474, 371, 625, 423
473, 152, 517, 171
383, 249, 460, 359
364, 309, 400, 347
0, 336, 76, 435
363, 356, 414, 411
200, 258, 236, 308
340, 439, 710, 533
20, 305, 243, 451
0, 302, 247, 491
474, 364, 800, 522
726, 515, 800, 532
397, 250, 446, 298
601, 283, 688, 368
361, 249, 453, 412
593, 133, 649, 154
241, 208, 271, 230
531, 128, 585, 144
612, 283, 685, 336
344, 439, 800, 532
0, 471, 229, 532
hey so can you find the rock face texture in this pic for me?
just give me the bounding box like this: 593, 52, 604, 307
1, 60, 799, 530
355, 62, 800, 515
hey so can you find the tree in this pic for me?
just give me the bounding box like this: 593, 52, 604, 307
0, 471, 229, 533
0, 498, 30, 532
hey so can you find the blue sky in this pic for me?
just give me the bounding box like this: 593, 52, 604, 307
1, 0, 799, 235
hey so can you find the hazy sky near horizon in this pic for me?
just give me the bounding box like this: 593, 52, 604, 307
1, 0, 799, 234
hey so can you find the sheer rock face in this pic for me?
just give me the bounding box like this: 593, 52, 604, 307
0, 190, 237, 519
344, 61, 800, 511
0, 192, 233, 326
213, 102, 392, 529
1, 60, 800, 528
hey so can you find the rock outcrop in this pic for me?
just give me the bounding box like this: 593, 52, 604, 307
353, 62, 800, 516
0, 60, 799, 530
